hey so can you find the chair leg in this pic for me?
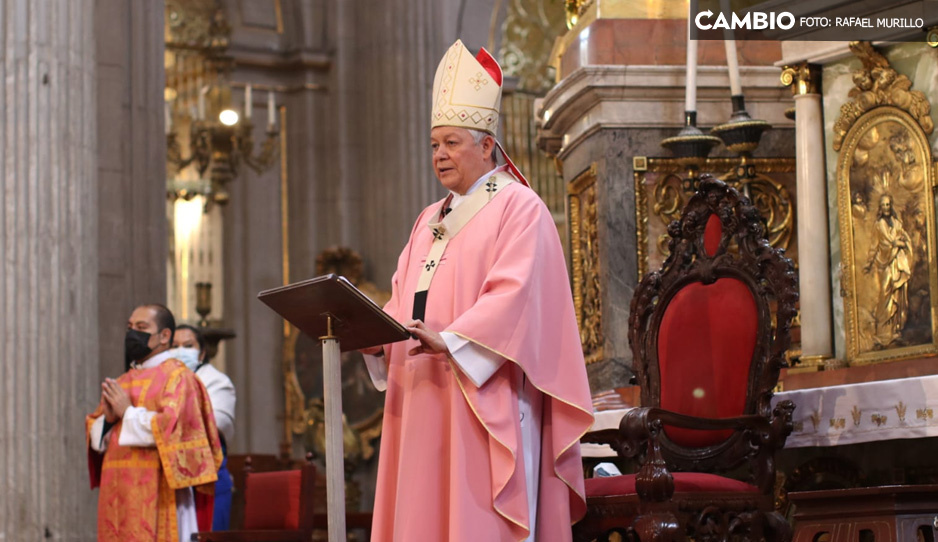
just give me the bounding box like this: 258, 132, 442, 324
633, 510, 682, 542
763, 511, 792, 542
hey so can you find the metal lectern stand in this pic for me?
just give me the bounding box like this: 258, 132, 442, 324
320, 315, 345, 541
258, 274, 410, 541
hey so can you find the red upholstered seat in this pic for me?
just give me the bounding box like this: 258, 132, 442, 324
242, 470, 303, 529
586, 472, 760, 498
573, 178, 797, 542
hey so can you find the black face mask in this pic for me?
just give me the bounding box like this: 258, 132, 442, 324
125, 329, 153, 368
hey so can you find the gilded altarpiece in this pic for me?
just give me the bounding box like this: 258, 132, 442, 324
569, 165, 603, 365
834, 42, 938, 365
633, 157, 798, 277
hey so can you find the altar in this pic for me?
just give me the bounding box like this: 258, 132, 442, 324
585, 371, 938, 452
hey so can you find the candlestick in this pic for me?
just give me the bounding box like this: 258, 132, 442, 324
720, 0, 743, 97
267, 91, 275, 128
684, 5, 698, 114
724, 39, 742, 97
197, 78, 206, 121
245, 84, 252, 120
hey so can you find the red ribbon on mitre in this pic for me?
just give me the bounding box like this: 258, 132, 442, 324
475, 46, 530, 188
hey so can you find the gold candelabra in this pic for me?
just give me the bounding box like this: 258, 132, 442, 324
167, 115, 279, 208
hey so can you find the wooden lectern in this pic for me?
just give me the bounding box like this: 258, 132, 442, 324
258, 274, 410, 541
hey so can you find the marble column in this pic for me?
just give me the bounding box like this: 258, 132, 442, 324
0, 0, 99, 539
783, 63, 833, 366
95, 0, 168, 381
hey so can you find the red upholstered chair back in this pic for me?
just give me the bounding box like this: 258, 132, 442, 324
629, 177, 797, 469
241, 455, 316, 531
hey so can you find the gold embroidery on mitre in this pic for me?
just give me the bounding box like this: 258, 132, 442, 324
431, 40, 501, 135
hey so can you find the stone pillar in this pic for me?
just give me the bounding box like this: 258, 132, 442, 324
0, 0, 99, 539
783, 63, 833, 366
95, 0, 168, 381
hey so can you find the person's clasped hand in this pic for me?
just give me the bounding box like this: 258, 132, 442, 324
102, 378, 132, 423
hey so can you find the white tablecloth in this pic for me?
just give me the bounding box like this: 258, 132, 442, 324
582, 408, 633, 458
583, 375, 938, 456
772, 374, 938, 448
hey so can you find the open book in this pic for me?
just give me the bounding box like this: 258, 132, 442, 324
258, 274, 411, 352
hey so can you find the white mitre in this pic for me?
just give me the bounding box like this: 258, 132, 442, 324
430, 39, 529, 186
431, 39, 502, 135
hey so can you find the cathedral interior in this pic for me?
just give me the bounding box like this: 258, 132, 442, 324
3, 0, 938, 540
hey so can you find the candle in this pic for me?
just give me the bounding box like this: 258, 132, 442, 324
724, 39, 742, 96
164, 101, 172, 135
684, 6, 698, 113
720, 0, 743, 96
245, 84, 252, 120
197, 78, 206, 120
267, 90, 275, 128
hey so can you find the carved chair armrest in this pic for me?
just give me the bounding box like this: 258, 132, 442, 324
616, 407, 784, 503
768, 400, 795, 448
580, 428, 621, 447
638, 408, 770, 433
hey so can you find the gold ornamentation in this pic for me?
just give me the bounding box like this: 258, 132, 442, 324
871, 413, 888, 426
809, 411, 821, 432
916, 407, 933, 420
652, 173, 687, 257
283, 328, 309, 436
724, 170, 794, 253
829, 417, 846, 429
832, 42, 934, 152
800, 354, 831, 370
836, 104, 938, 365
781, 63, 821, 95
564, 0, 589, 28
569, 164, 603, 365
634, 157, 796, 278
851, 405, 862, 426
634, 170, 648, 283
896, 401, 907, 423
500, 0, 566, 93
165, 0, 227, 49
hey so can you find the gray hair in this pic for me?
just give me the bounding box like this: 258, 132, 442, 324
468, 128, 496, 145
467, 128, 498, 166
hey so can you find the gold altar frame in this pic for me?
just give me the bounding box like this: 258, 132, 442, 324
836, 106, 938, 365
569, 164, 604, 365
633, 157, 797, 278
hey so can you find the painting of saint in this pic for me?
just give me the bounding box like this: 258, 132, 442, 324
840, 112, 936, 361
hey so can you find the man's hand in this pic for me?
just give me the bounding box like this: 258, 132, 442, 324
406, 320, 451, 357
101, 391, 118, 423
102, 378, 132, 420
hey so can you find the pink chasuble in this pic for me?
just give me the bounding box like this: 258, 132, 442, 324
373, 180, 594, 541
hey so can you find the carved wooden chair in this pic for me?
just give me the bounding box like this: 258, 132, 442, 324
574, 177, 798, 542
195, 454, 316, 542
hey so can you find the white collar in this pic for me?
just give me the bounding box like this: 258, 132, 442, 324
133, 349, 176, 370
448, 166, 499, 210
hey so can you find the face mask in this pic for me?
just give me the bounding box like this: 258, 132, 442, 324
173, 347, 202, 371
125, 329, 153, 368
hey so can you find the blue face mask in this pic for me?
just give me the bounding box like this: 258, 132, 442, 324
172, 347, 202, 371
